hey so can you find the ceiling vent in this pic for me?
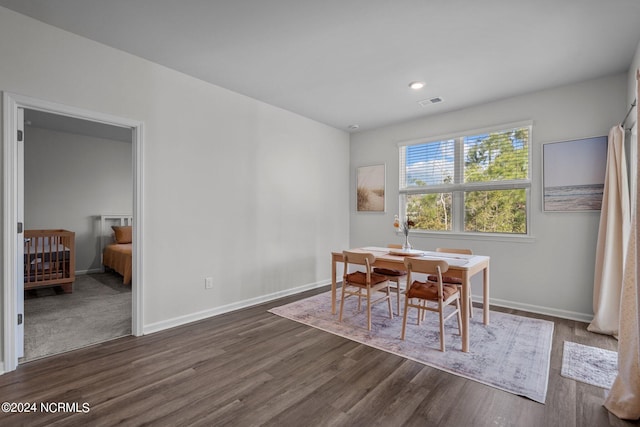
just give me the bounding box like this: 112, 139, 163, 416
418, 97, 444, 107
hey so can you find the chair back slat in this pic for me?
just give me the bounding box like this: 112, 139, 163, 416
343, 250, 376, 266
403, 258, 449, 275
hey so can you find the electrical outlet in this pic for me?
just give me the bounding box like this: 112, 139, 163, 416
205, 277, 214, 289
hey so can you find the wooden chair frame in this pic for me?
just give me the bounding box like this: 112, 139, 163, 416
340, 251, 393, 330
435, 247, 474, 318
401, 257, 462, 352
373, 243, 407, 316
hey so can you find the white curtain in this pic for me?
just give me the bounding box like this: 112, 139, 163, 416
588, 125, 630, 335
604, 69, 640, 420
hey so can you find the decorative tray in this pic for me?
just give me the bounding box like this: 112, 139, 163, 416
388, 249, 424, 257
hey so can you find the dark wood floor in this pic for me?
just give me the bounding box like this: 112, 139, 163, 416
1, 286, 637, 427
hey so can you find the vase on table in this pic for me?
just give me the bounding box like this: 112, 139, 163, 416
402, 233, 411, 250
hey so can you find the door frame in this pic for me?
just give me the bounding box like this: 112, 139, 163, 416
2, 92, 145, 373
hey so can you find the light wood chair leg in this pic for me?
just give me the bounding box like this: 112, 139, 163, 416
439, 303, 446, 352
418, 301, 426, 324
386, 285, 393, 320
397, 280, 401, 316
339, 283, 347, 323
395, 279, 401, 316
455, 297, 462, 336
367, 287, 372, 330
401, 297, 409, 340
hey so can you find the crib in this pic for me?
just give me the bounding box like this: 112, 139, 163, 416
24, 229, 76, 293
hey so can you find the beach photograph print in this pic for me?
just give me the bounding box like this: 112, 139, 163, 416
543, 136, 607, 211
357, 164, 385, 212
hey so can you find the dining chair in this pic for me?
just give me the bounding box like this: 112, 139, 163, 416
340, 250, 393, 330
401, 257, 462, 352
373, 244, 407, 315
428, 248, 474, 318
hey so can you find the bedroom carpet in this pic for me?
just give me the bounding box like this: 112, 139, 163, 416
269, 290, 554, 403
22, 272, 131, 362
561, 341, 618, 389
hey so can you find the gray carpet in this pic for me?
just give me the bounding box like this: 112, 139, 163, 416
561, 341, 618, 389
269, 290, 554, 403
22, 272, 131, 362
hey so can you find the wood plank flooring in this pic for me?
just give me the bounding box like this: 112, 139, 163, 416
0, 287, 637, 427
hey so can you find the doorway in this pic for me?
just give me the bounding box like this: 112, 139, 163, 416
2, 92, 144, 372
22, 109, 133, 362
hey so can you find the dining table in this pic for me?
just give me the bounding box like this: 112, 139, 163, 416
331, 246, 490, 353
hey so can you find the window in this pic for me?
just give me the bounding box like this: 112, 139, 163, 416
399, 123, 531, 235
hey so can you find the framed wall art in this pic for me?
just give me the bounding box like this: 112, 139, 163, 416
542, 135, 607, 212
356, 164, 385, 212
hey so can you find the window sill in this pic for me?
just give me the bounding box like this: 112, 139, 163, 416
397, 230, 536, 244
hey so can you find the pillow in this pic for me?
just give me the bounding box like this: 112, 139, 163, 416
112, 225, 132, 244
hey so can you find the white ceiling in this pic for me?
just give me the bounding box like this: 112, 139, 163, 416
2, 0, 640, 132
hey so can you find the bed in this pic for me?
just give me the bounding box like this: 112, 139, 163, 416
24, 229, 76, 293
100, 215, 133, 285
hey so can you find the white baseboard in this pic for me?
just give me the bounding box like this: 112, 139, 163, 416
142, 283, 593, 336
477, 296, 593, 323
143, 280, 330, 335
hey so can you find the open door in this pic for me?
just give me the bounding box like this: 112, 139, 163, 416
16, 107, 24, 359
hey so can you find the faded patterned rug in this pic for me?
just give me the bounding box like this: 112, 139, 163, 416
269, 290, 554, 403
561, 341, 618, 389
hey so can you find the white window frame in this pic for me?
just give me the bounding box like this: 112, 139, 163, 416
398, 121, 533, 238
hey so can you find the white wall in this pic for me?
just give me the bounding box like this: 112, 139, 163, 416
0, 4, 350, 364
350, 73, 628, 321
23, 126, 133, 273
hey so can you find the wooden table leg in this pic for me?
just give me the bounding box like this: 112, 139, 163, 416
483, 263, 490, 325
461, 273, 470, 353
331, 253, 337, 314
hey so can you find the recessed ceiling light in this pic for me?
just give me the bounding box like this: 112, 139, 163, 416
348, 124, 360, 130
409, 81, 425, 90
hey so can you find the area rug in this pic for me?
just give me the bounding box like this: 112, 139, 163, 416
561, 341, 618, 389
23, 272, 131, 362
269, 290, 553, 403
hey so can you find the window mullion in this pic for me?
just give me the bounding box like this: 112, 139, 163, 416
454, 136, 464, 184
452, 137, 464, 232
452, 192, 464, 232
